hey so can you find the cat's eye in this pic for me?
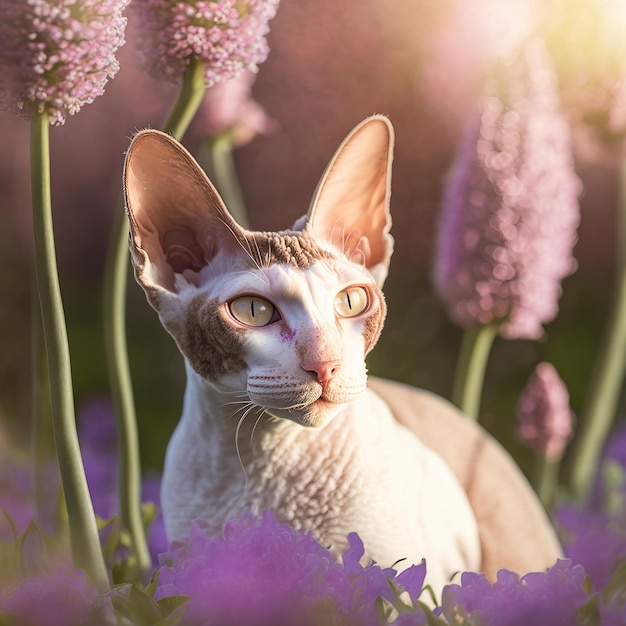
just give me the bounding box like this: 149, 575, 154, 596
334, 287, 368, 318
229, 296, 279, 327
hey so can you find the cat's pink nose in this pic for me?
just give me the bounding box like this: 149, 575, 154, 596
302, 360, 341, 383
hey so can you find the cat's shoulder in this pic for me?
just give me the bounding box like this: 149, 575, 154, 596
367, 376, 521, 492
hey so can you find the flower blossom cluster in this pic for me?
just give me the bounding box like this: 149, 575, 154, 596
0, 567, 113, 625
440, 560, 590, 625
516, 362, 573, 459
0, 0, 129, 125
432, 39, 581, 339
133, 0, 280, 87
155, 510, 429, 626
555, 421, 626, 592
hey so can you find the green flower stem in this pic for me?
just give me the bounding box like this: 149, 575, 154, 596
532, 453, 560, 510
103, 58, 206, 581
451, 321, 500, 420
162, 58, 207, 137
30, 282, 54, 521
30, 112, 109, 590
205, 132, 249, 228
567, 157, 626, 501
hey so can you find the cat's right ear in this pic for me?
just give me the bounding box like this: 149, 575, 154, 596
124, 129, 245, 306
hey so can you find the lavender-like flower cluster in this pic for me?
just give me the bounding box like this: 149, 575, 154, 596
155, 510, 428, 626
133, 0, 280, 86
0, 0, 129, 125
441, 559, 590, 626
432, 39, 581, 339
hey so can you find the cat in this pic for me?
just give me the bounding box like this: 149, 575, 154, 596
124, 115, 561, 595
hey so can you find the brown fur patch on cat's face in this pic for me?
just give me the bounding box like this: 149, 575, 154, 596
180, 295, 247, 380
363, 292, 387, 354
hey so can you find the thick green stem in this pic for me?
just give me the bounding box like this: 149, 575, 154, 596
103, 205, 151, 581
103, 58, 207, 581
163, 58, 207, 137
30, 112, 109, 590
30, 282, 55, 523
206, 132, 249, 227
532, 454, 560, 511
451, 322, 500, 420
567, 158, 626, 501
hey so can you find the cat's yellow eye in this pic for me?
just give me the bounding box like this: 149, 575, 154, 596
334, 287, 368, 318
229, 296, 278, 327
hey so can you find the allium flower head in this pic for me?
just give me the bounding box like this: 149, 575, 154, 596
432, 39, 581, 339
155, 510, 428, 626
440, 559, 591, 626
133, 0, 280, 86
516, 362, 573, 459
0, 0, 129, 126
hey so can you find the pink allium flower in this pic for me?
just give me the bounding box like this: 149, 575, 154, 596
516, 362, 573, 459
133, 0, 280, 87
432, 39, 581, 339
0, 0, 129, 126
440, 560, 591, 626
194, 70, 277, 146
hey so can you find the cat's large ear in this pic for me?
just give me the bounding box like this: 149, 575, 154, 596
302, 115, 394, 286
124, 129, 245, 306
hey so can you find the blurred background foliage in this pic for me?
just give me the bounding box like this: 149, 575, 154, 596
0, 0, 623, 478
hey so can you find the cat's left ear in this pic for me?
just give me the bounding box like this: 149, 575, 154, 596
301, 115, 395, 286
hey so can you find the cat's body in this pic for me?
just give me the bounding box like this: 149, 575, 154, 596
124, 116, 561, 595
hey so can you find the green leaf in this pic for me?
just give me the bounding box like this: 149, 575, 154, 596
574, 594, 601, 626
156, 594, 190, 618
417, 601, 449, 626
602, 561, 626, 605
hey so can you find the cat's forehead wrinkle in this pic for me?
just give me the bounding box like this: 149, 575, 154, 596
241, 230, 335, 269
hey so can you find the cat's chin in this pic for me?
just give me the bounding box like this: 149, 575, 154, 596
267, 399, 347, 428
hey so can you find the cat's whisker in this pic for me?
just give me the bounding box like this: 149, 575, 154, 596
249, 408, 267, 449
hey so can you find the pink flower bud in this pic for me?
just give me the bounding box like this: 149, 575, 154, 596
432, 39, 581, 339
516, 362, 573, 459
196, 70, 277, 146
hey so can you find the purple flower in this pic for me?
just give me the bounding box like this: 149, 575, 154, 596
0, 0, 129, 126
516, 362, 573, 459
554, 421, 626, 591
155, 510, 428, 626
133, 0, 280, 87
555, 506, 626, 592
432, 39, 581, 339
440, 559, 591, 626
0, 566, 112, 626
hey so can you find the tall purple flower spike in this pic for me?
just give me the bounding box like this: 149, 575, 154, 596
516, 362, 573, 459
432, 39, 581, 339
133, 0, 280, 87
0, 0, 129, 126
